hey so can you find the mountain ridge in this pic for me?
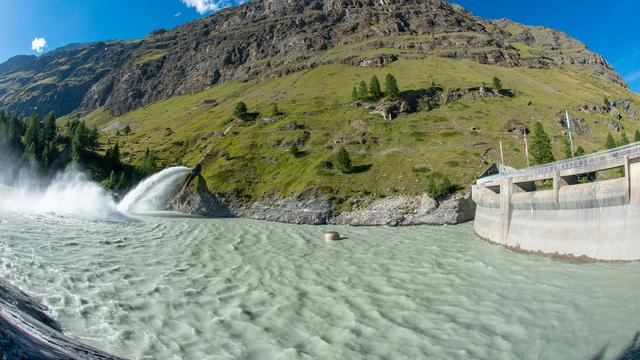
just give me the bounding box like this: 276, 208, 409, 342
0, 0, 626, 118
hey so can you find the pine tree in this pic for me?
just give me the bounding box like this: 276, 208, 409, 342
123, 125, 132, 135
530, 122, 555, 165
620, 132, 630, 146
369, 76, 383, 100
384, 74, 399, 99
139, 148, 157, 176
24, 114, 42, 161
604, 97, 611, 107
71, 121, 86, 161
42, 142, 57, 170
335, 146, 353, 173
351, 86, 359, 101
234, 102, 248, 117
561, 137, 573, 159
357, 81, 369, 101
42, 112, 56, 143
575, 146, 586, 157
606, 133, 616, 149
492, 76, 503, 90
636, 130, 640, 143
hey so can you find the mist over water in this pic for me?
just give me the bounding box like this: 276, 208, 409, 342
0, 157, 190, 218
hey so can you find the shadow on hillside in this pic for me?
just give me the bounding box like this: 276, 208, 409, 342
351, 164, 372, 174
590, 332, 640, 360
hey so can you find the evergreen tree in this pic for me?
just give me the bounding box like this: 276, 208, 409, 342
384, 74, 399, 99
357, 81, 369, 101
530, 122, 555, 165
351, 86, 359, 101
575, 146, 586, 157
234, 102, 248, 117
335, 146, 353, 173
492, 76, 503, 90
42, 112, 56, 143
604, 97, 611, 107
138, 148, 157, 176
606, 133, 616, 149
620, 132, 630, 146
369, 76, 383, 100
561, 137, 573, 159
42, 142, 57, 170
636, 130, 640, 143
24, 114, 42, 161
122, 125, 132, 135
105, 143, 121, 171
71, 121, 86, 161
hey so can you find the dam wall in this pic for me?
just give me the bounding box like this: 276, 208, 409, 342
472, 143, 640, 261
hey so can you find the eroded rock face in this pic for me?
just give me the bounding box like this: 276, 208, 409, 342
0, 0, 627, 117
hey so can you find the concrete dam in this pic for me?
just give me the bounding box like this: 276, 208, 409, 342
472, 142, 640, 261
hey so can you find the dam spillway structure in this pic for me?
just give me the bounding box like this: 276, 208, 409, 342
472, 142, 640, 261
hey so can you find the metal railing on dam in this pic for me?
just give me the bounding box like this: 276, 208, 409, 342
472, 141, 640, 261
477, 142, 640, 186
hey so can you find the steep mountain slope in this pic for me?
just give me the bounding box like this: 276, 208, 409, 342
0, 0, 626, 118
2, 0, 639, 214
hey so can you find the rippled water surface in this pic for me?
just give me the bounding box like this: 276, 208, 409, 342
1, 210, 640, 359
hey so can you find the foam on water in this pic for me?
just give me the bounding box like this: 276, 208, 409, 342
0, 212, 639, 360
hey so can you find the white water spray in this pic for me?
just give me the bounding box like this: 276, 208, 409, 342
116, 166, 191, 214
0, 167, 118, 218
0, 166, 191, 218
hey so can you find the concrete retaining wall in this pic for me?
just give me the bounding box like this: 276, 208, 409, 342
472, 160, 640, 260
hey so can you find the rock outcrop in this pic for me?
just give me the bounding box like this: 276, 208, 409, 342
167, 175, 232, 217
332, 193, 476, 226
0, 278, 123, 359
0, 0, 627, 118
168, 184, 476, 226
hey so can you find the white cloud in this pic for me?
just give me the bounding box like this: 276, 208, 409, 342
180, 0, 245, 14
174, 12, 182, 17
31, 37, 47, 53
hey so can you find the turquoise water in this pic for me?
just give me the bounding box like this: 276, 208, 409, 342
1, 210, 639, 359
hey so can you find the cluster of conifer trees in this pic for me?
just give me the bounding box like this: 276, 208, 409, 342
351, 74, 400, 102
0, 109, 158, 192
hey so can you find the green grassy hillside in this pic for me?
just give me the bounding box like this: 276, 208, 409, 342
75, 56, 640, 199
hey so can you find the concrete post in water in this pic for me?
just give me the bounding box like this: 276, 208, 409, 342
324, 231, 340, 241
500, 177, 513, 243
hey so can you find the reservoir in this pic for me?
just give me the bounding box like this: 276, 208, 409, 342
1, 210, 639, 359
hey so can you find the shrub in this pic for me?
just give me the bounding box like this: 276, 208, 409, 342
492, 76, 503, 90
426, 176, 460, 199
384, 74, 400, 98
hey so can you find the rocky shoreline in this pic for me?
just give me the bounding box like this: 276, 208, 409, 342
167, 175, 476, 226
0, 278, 123, 359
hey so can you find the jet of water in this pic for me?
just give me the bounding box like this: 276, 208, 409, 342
116, 167, 191, 214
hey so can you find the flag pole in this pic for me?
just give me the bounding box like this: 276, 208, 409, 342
566, 110, 575, 157
499, 140, 505, 174
524, 133, 530, 167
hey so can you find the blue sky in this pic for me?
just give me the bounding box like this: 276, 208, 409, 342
0, 0, 638, 92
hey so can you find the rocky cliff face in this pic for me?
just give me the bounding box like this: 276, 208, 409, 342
0, 0, 626, 118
